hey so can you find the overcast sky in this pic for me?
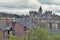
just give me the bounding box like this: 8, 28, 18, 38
0, 0, 60, 15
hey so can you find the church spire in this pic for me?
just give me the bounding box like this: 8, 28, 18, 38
39, 6, 42, 13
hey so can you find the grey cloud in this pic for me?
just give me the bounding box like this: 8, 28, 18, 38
0, 0, 59, 15
38, 0, 60, 5
37, 0, 51, 4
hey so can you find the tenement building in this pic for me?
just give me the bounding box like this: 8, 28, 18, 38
29, 6, 60, 33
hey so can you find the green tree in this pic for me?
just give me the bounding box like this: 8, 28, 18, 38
24, 27, 48, 40
51, 34, 60, 40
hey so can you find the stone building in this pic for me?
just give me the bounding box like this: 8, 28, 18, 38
0, 13, 26, 40
29, 6, 60, 33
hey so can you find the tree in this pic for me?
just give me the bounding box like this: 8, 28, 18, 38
51, 34, 60, 40
23, 27, 48, 40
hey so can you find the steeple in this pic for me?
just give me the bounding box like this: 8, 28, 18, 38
39, 6, 42, 13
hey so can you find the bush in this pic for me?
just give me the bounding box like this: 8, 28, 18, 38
5, 34, 18, 40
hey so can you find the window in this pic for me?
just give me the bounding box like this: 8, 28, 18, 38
49, 23, 52, 29
58, 23, 60, 29
10, 31, 13, 34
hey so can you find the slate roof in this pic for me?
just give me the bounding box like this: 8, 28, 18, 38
16, 18, 35, 29
0, 24, 10, 30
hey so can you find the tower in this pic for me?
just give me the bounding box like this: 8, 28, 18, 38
38, 6, 42, 16
39, 6, 42, 14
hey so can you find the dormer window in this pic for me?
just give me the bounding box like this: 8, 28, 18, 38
8, 27, 15, 35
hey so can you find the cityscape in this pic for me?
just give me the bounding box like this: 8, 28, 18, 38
0, 0, 60, 40
0, 6, 60, 40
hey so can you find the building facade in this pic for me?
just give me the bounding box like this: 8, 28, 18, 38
0, 13, 26, 40
29, 6, 60, 33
